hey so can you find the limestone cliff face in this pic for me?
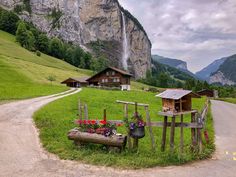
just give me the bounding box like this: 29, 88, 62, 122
209, 71, 235, 85
1, 0, 152, 78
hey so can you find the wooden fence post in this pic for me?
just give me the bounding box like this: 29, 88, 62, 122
84, 104, 88, 120
170, 116, 176, 152
124, 104, 132, 149
133, 102, 139, 150
191, 112, 196, 147
180, 114, 184, 153
145, 106, 156, 150
161, 116, 168, 151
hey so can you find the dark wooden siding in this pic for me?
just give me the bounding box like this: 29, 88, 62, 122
88, 68, 131, 87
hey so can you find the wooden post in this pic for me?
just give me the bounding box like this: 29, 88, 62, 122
180, 114, 184, 153
191, 112, 196, 147
84, 104, 88, 120
170, 116, 176, 152
78, 99, 82, 126
161, 116, 168, 151
124, 104, 132, 149
145, 106, 156, 150
197, 116, 203, 152
103, 109, 107, 122
133, 102, 139, 149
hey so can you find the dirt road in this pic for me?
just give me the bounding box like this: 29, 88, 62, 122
0, 93, 235, 177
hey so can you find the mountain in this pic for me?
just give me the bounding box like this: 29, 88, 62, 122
152, 55, 196, 78
0, 0, 151, 79
209, 54, 236, 85
195, 57, 227, 81
151, 59, 194, 82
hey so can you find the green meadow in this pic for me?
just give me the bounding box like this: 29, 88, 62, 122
34, 88, 215, 168
0, 30, 153, 100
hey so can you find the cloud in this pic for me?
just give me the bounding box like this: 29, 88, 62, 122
119, 0, 236, 72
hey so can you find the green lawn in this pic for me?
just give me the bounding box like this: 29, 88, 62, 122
34, 88, 215, 168
216, 98, 236, 104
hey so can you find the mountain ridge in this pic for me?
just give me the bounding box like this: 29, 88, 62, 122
152, 55, 197, 78
195, 57, 227, 81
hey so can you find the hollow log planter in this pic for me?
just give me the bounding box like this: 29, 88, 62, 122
68, 129, 127, 152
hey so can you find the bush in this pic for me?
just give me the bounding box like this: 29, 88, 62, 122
37, 33, 49, 54
16, 21, 35, 51
0, 8, 20, 34
14, 5, 24, 14
49, 37, 64, 59
36, 50, 41, 57
16, 21, 28, 46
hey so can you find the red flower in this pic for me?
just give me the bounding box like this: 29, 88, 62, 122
83, 120, 87, 124
91, 120, 96, 125
87, 120, 91, 124
75, 120, 82, 124
99, 120, 107, 125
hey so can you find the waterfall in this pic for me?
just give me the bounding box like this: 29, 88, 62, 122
121, 12, 129, 70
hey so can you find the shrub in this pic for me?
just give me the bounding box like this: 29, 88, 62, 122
48, 8, 63, 29
16, 21, 28, 46
37, 33, 49, 53
36, 50, 41, 57
16, 21, 35, 51
49, 37, 64, 59
14, 5, 24, 14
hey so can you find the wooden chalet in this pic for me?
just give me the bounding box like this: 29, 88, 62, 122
156, 89, 201, 113
197, 89, 215, 98
61, 77, 89, 88
86, 67, 132, 90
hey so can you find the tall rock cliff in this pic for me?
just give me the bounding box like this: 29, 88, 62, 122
0, 0, 152, 78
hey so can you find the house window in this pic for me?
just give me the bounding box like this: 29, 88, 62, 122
113, 78, 120, 82
105, 79, 108, 82
112, 71, 115, 76
102, 79, 105, 83
106, 72, 109, 76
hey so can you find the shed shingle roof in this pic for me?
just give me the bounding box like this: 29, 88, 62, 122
61, 77, 89, 84
156, 89, 200, 100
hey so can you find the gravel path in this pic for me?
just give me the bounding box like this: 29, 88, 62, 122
0, 93, 235, 177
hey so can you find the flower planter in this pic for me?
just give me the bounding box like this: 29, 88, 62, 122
130, 126, 145, 139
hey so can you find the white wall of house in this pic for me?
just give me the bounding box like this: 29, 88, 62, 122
121, 85, 131, 91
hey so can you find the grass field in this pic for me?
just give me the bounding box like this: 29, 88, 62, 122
216, 98, 236, 104
0, 30, 153, 101
34, 88, 215, 168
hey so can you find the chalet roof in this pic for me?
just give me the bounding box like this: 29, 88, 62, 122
197, 89, 213, 93
156, 89, 200, 100
61, 77, 89, 84
86, 66, 132, 81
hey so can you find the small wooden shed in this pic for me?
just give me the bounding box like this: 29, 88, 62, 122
197, 89, 214, 98
61, 77, 89, 88
156, 89, 200, 113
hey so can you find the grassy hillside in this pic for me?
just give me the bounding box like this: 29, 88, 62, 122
0, 30, 153, 100
0, 30, 92, 100
34, 88, 214, 168
216, 98, 236, 104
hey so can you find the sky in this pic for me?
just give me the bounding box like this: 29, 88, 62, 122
119, 0, 236, 73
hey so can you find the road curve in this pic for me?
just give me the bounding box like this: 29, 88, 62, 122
0, 95, 236, 176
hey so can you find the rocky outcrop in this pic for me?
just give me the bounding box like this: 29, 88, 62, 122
0, 0, 152, 78
209, 71, 235, 85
